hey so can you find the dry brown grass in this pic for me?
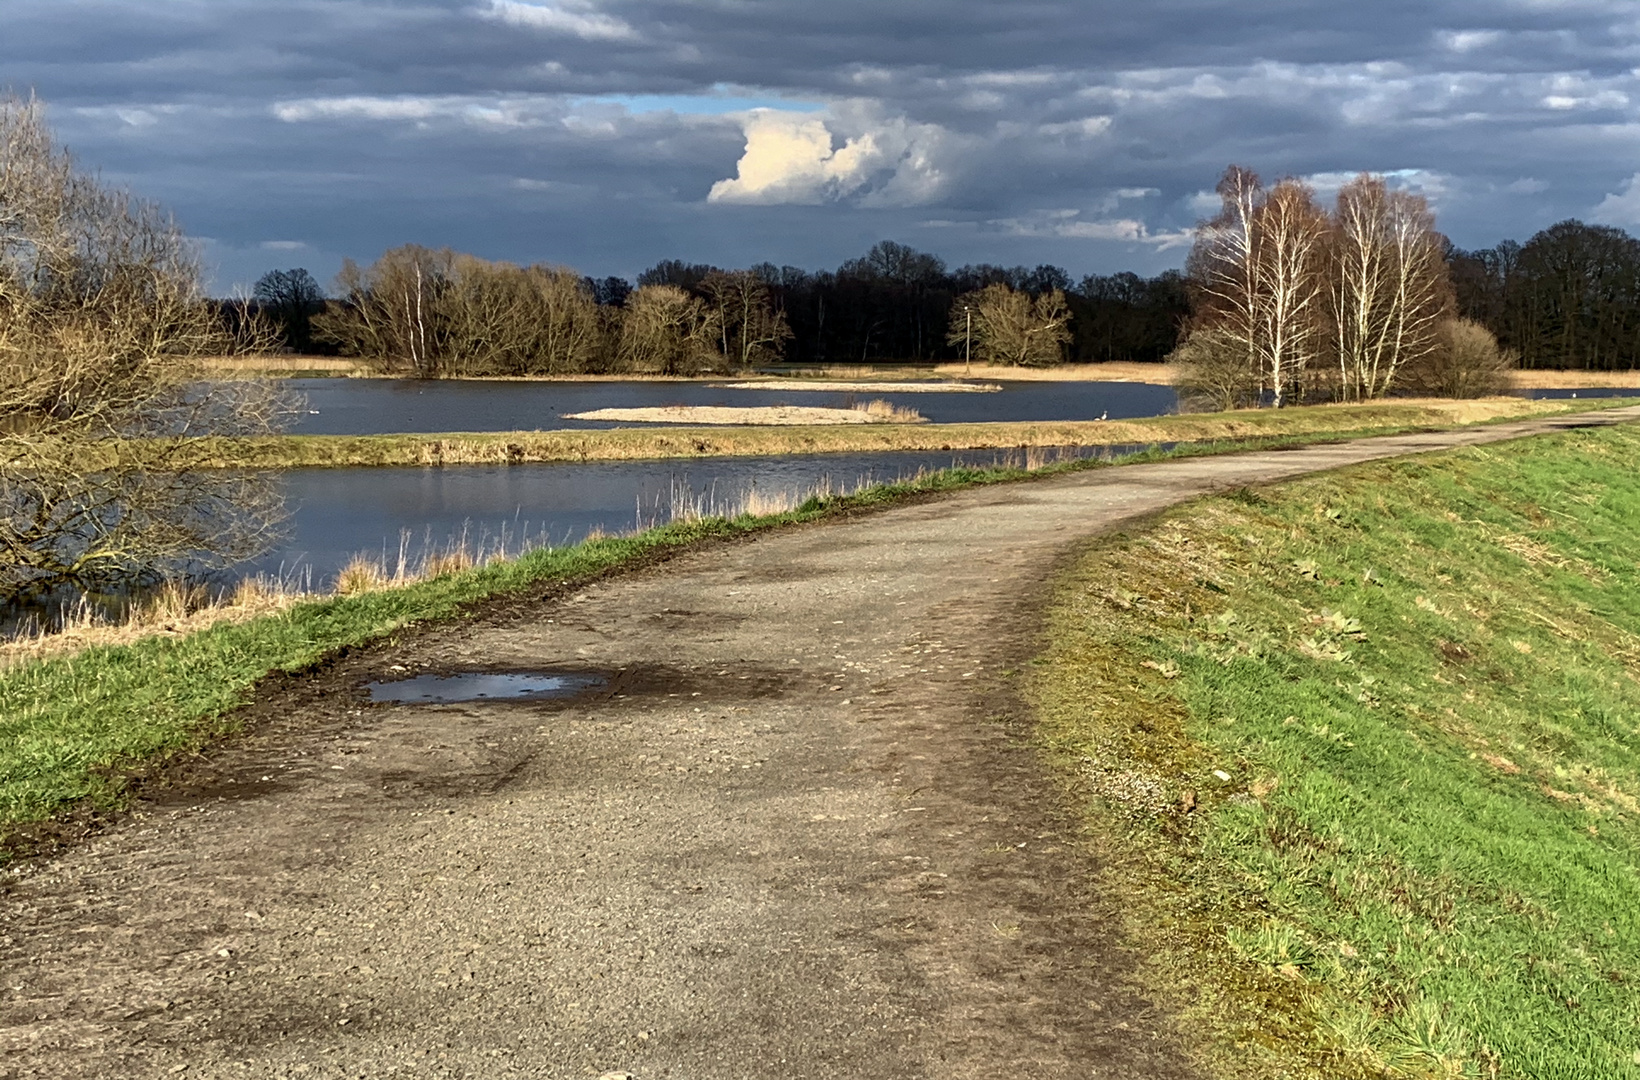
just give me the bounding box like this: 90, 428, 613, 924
333, 555, 390, 595
420, 548, 476, 578
0, 572, 311, 669
932, 360, 1180, 383
0, 526, 531, 666
1506, 369, 1640, 389
204, 394, 1621, 470
199, 354, 371, 377
563, 403, 926, 426
719, 379, 1001, 394
852, 398, 925, 422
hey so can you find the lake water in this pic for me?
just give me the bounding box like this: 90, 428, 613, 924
285, 378, 1179, 433
3, 444, 1141, 634
1514, 387, 1636, 399
243, 446, 1132, 586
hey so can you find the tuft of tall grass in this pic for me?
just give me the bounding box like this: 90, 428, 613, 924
851, 398, 924, 423
333, 555, 389, 595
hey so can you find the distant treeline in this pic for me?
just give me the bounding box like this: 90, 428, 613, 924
241, 241, 1188, 374
631, 244, 1189, 367
1449, 220, 1640, 371
238, 218, 1640, 377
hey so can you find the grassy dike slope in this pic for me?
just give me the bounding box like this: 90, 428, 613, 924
1038, 425, 1640, 1078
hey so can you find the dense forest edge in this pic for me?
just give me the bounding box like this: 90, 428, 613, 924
241, 214, 1640, 381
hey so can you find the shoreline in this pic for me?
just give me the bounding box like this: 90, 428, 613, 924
138, 397, 1623, 470
203, 355, 1640, 391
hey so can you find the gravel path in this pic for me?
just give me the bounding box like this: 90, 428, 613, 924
5, 406, 1635, 1080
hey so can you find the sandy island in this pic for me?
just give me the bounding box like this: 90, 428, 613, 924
716, 379, 1001, 393
565, 404, 926, 426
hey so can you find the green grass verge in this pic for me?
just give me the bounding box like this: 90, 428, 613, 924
0, 424, 1471, 842
1036, 425, 1640, 1079
0, 450, 1115, 838
1, 403, 1631, 859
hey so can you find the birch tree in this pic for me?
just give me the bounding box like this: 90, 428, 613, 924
1252, 179, 1328, 406
317, 245, 455, 377
1329, 175, 1451, 399
1185, 166, 1265, 397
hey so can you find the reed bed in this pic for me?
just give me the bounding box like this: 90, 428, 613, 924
198, 354, 371, 377
2, 464, 932, 667
931, 360, 1182, 383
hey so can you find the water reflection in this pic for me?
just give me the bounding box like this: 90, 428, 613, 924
368, 671, 607, 704
247, 446, 1130, 586
3, 444, 1138, 635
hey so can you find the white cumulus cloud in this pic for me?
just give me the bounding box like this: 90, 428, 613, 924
708, 111, 881, 204
707, 108, 954, 207
1595, 173, 1640, 225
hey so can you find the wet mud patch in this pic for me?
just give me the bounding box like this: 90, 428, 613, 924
359, 661, 792, 708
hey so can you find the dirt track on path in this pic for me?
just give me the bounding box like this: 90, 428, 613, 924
6, 406, 1637, 1080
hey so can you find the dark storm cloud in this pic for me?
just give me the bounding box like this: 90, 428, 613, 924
6, 0, 1640, 289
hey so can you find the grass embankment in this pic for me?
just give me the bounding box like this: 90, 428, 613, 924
181, 398, 1589, 469
1037, 426, 1640, 1078
0, 451, 1160, 841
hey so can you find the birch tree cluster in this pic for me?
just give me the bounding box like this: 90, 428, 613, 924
1179, 166, 1507, 408
0, 94, 287, 597
316, 247, 790, 377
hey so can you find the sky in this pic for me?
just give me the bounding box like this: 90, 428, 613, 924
6, 0, 1640, 294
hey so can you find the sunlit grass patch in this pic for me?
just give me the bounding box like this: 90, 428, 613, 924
1036, 425, 1640, 1078
0, 441, 1121, 839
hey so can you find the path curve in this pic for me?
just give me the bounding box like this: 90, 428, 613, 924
5, 406, 1637, 1080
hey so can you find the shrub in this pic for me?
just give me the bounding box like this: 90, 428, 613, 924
1401, 319, 1514, 398
1170, 326, 1262, 412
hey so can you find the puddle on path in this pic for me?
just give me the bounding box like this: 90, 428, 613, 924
368, 671, 607, 704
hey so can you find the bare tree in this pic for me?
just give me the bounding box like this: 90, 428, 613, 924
316, 245, 455, 376
1329, 175, 1452, 400
946, 283, 1071, 367
1253, 179, 1328, 406
1186, 166, 1266, 396
0, 93, 289, 595
1401, 318, 1515, 398
524, 264, 606, 374
1170, 325, 1263, 412
699, 270, 791, 369
1187, 168, 1335, 405
617, 285, 722, 374
253, 267, 325, 353
319, 250, 611, 376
